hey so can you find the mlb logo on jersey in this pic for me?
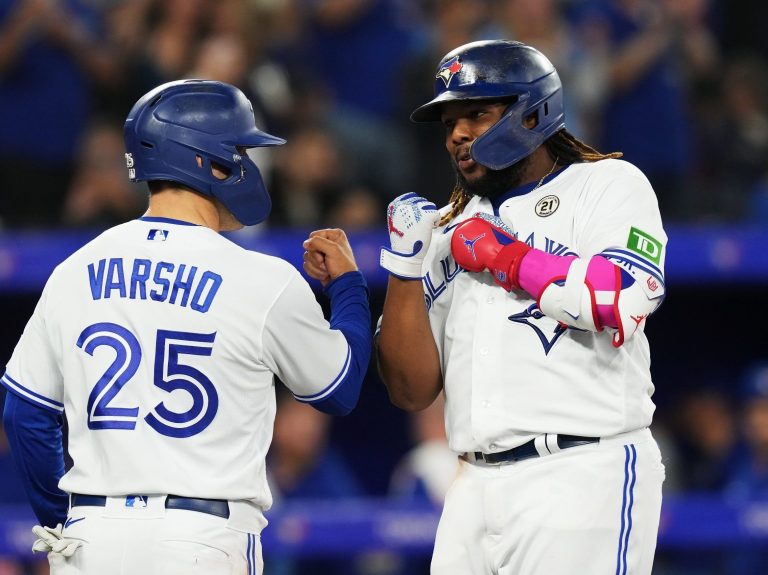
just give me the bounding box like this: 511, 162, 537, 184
148, 229, 169, 241
125, 495, 148, 508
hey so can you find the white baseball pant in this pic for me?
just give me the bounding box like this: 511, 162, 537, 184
431, 428, 665, 574
48, 495, 263, 575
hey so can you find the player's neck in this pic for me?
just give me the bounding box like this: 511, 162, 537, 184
144, 188, 224, 231
524, 147, 560, 187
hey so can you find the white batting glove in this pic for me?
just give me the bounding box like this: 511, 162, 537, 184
380, 193, 439, 279
32, 524, 82, 558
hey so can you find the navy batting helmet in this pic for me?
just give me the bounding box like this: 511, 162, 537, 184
124, 80, 285, 226
411, 40, 565, 170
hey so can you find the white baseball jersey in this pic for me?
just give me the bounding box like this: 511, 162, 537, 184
422, 159, 667, 454
2, 217, 351, 515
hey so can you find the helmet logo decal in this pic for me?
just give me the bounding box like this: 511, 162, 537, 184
125, 153, 136, 180
437, 56, 463, 87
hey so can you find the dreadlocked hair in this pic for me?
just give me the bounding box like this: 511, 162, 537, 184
438, 129, 623, 226
545, 129, 622, 165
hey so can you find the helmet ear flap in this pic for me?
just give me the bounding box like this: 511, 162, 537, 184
211, 154, 271, 226
470, 96, 547, 170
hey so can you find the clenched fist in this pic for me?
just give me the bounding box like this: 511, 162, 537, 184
450, 213, 531, 291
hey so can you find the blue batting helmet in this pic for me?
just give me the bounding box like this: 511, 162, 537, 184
411, 40, 565, 170
124, 79, 285, 225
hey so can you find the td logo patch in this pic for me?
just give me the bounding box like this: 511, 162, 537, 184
627, 227, 662, 264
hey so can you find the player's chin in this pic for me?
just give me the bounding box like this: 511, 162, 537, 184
454, 160, 484, 180
455, 167, 486, 190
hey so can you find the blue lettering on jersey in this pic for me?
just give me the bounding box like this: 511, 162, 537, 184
88, 260, 106, 300
87, 258, 221, 313
191, 272, 222, 313
424, 255, 462, 311
130, 259, 151, 299
150, 262, 174, 302
524, 232, 535, 247
105, 258, 127, 299
169, 264, 197, 306
425, 232, 578, 309
544, 237, 576, 256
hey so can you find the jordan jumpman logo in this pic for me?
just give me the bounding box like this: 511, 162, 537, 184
460, 233, 486, 261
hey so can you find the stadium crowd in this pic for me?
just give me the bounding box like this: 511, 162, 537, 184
1, 0, 767, 574
1, 0, 768, 230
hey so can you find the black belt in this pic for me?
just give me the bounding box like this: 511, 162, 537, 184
469, 434, 599, 465
71, 494, 230, 519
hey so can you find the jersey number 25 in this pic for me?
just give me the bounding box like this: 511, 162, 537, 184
76, 322, 218, 438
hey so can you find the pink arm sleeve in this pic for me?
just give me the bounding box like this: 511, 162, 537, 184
518, 250, 620, 329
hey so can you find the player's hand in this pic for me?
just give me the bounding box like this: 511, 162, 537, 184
303, 228, 358, 287
380, 193, 439, 280
450, 213, 531, 291
303, 242, 330, 283
31, 524, 82, 558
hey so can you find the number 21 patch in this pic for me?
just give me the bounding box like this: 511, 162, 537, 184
626, 227, 662, 264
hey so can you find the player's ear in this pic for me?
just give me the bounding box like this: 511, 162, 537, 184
195, 154, 231, 181
210, 161, 232, 181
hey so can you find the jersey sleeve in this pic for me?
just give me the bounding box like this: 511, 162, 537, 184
576, 161, 667, 297
261, 273, 353, 400
2, 282, 64, 413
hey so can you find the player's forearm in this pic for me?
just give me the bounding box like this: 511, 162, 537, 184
518, 249, 663, 346
451, 216, 663, 346
315, 271, 372, 416
3, 393, 68, 527
519, 250, 621, 328
377, 277, 442, 411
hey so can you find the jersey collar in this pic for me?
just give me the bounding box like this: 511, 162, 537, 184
491, 165, 568, 214
139, 216, 200, 226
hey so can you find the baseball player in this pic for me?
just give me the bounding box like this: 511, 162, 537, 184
1, 80, 371, 575
376, 40, 666, 574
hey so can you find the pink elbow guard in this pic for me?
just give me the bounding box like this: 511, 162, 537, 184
518, 250, 620, 330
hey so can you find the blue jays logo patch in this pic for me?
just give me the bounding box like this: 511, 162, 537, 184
437, 56, 463, 87
508, 303, 568, 355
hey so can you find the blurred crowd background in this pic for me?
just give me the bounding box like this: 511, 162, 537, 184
2, 0, 768, 230
1, 0, 768, 574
